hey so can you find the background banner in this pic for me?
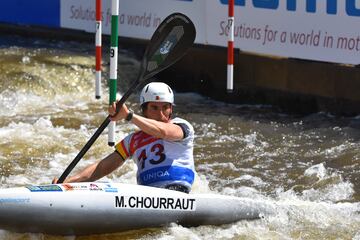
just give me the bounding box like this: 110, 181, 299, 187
60, 0, 359, 65
0, 0, 358, 65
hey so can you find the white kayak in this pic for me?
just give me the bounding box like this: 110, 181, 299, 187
0, 182, 271, 235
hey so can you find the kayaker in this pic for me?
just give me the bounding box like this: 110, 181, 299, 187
53, 82, 196, 193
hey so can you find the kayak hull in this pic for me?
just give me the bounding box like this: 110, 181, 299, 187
0, 182, 269, 235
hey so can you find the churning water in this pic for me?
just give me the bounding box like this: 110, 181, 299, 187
0, 34, 359, 239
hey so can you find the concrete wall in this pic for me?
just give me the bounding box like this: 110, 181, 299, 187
160, 46, 360, 115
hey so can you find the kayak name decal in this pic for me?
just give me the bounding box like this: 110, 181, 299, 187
115, 195, 196, 211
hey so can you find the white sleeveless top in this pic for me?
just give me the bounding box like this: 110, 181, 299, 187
115, 117, 196, 190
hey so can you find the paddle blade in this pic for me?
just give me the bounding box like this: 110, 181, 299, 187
142, 13, 196, 80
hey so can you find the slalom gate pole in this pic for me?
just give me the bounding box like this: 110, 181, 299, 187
95, 0, 102, 99
227, 0, 234, 93
108, 0, 119, 146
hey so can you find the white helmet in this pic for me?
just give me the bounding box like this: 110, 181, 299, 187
140, 82, 174, 105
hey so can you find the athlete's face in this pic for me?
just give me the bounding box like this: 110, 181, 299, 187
144, 102, 172, 122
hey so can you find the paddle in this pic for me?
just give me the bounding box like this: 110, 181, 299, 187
57, 13, 196, 183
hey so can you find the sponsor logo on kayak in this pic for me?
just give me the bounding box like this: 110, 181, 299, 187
0, 198, 30, 204
104, 184, 118, 192
89, 183, 102, 191
114, 196, 196, 211
61, 183, 104, 191
27, 185, 63, 192
62, 184, 87, 191
104, 187, 118, 193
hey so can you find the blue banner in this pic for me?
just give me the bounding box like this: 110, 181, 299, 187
0, 0, 60, 27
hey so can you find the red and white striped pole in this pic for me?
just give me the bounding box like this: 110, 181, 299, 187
95, 0, 102, 99
227, 0, 234, 93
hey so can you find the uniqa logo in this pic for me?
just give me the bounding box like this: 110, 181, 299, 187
219, 0, 360, 17
142, 170, 170, 181
160, 41, 173, 54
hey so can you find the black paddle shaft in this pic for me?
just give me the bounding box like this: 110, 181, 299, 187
57, 13, 196, 183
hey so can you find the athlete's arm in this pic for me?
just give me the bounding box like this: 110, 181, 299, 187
109, 102, 184, 141
131, 114, 184, 141
52, 152, 124, 183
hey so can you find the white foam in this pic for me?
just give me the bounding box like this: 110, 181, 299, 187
234, 174, 267, 187
302, 180, 355, 202
158, 223, 202, 240
304, 163, 327, 179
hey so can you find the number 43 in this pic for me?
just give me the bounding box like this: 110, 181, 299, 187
138, 144, 166, 169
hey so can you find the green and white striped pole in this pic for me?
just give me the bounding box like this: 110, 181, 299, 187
108, 0, 119, 146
